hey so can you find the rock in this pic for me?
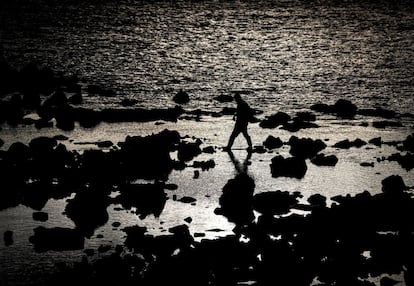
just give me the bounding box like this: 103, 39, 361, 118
311, 153, 338, 166
381, 175, 406, 195
0, 138, 4, 148
35, 119, 53, 129
310, 103, 333, 113
43, 88, 68, 107
173, 90, 190, 104
184, 217, 193, 223
402, 134, 414, 152
115, 183, 167, 219
373, 121, 403, 129
263, 135, 283, 149
120, 98, 138, 107
360, 162, 374, 167
68, 92, 83, 105
369, 137, 382, 146
65, 185, 111, 238
202, 146, 215, 154
333, 99, 357, 118
193, 159, 215, 170
288, 136, 326, 159
333, 138, 367, 149
194, 232, 205, 237
29, 226, 84, 252
216, 173, 255, 225
296, 111, 316, 122
380, 276, 399, 286
253, 145, 266, 153
358, 108, 397, 119
178, 196, 197, 204
29, 136, 58, 154
387, 153, 414, 171
193, 170, 200, 179
270, 155, 307, 179
4, 230, 13, 246
214, 94, 233, 102
253, 190, 301, 215
307, 194, 327, 208
33, 211, 49, 222
259, 112, 291, 129
177, 142, 201, 162
112, 222, 121, 228
333, 139, 352, 149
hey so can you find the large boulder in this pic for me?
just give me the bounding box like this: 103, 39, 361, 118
333, 99, 357, 118
288, 136, 326, 159
270, 155, 307, 179
263, 135, 283, 149
173, 90, 190, 104
311, 153, 338, 166
381, 175, 407, 195
253, 190, 301, 215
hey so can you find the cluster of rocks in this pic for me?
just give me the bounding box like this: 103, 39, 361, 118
44, 174, 414, 286
0, 130, 214, 242
259, 111, 319, 132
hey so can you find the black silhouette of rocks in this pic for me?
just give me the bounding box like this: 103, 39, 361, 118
202, 146, 215, 153
173, 90, 190, 104
177, 141, 202, 162
373, 121, 403, 129
193, 159, 215, 170
333, 99, 358, 118
369, 137, 382, 146
296, 111, 316, 122
281, 117, 319, 132
112, 222, 121, 228
214, 94, 233, 102
120, 129, 180, 180
120, 98, 138, 107
43, 89, 68, 108
216, 173, 255, 225
33, 211, 49, 222
263, 135, 283, 149
387, 153, 414, 171
358, 108, 397, 119
380, 276, 399, 286
98, 245, 112, 253
360, 162, 374, 167
4, 230, 13, 246
259, 112, 290, 128
401, 133, 414, 152
29, 226, 84, 252
184, 217, 192, 223
178, 196, 197, 204
253, 191, 301, 215
333, 138, 367, 149
288, 136, 326, 159
381, 175, 407, 195
311, 99, 357, 118
270, 155, 307, 179
53, 135, 69, 141
64, 185, 111, 238
307, 194, 327, 208
311, 153, 338, 166
115, 183, 166, 219
68, 92, 83, 105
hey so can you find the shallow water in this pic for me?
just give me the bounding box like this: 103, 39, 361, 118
1, 0, 414, 285
1, 0, 414, 113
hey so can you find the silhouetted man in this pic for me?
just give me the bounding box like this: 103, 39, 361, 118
225, 93, 253, 151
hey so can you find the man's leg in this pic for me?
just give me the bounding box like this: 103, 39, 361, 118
242, 128, 252, 150
226, 127, 240, 150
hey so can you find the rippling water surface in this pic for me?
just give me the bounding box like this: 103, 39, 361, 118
1, 0, 413, 113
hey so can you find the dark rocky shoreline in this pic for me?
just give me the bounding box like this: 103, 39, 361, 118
1, 61, 414, 286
